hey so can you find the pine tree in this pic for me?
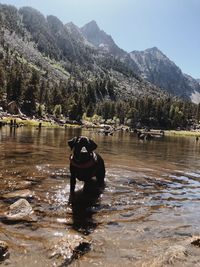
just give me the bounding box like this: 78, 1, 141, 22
22, 70, 39, 115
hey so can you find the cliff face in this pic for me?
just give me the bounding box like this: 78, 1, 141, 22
130, 47, 200, 102
80, 20, 140, 74
81, 20, 124, 56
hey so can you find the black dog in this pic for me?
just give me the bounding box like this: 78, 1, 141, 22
68, 136, 105, 195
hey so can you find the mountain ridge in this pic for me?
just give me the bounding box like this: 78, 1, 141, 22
1, 3, 199, 130
0, 4, 168, 103
1, 4, 199, 103
80, 21, 200, 102
130, 47, 200, 102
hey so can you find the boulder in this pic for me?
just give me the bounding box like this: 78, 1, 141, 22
4, 198, 36, 222
47, 233, 91, 265
7, 101, 22, 115
191, 236, 200, 247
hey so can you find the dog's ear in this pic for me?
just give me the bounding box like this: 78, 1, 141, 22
68, 137, 77, 150
88, 139, 97, 151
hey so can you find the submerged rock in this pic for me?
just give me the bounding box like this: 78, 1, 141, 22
47, 233, 91, 265
191, 236, 200, 247
0, 241, 9, 261
153, 245, 188, 266
4, 198, 36, 222
9, 181, 33, 190
2, 189, 34, 200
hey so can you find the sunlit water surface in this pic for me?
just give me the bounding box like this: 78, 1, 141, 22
0, 127, 200, 266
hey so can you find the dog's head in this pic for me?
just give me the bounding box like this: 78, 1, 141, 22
68, 136, 97, 161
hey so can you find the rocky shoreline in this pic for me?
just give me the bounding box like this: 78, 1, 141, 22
0, 113, 129, 133
1, 114, 200, 138
0, 192, 91, 266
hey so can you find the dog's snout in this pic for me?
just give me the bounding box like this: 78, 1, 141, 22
80, 146, 87, 153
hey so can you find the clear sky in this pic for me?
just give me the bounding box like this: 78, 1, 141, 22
1, 0, 200, 78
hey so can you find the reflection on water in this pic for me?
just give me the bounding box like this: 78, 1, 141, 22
0, 126, 200, 266
70, 182, 104, 235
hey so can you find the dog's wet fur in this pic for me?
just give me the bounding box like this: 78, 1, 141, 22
68, 136, 105, 197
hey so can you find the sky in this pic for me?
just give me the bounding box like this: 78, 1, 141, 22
1, 0, 200, 78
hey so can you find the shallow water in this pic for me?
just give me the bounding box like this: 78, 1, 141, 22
0, 127, 200, 266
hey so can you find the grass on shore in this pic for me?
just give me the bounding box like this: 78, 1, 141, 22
1, 117, 81, 128
165, 130, 200, 137
2, 116, 200, 136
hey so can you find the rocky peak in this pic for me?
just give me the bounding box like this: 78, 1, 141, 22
81, 20, 111, 48
81, 20, 100, 33
81, 21, 141, 74
47, 15, 64, 32
66, 21, 78, 30
146, 46, 162, 53
65, 21, 82, 37
81, 20, 127, 59
130, 47, 200, 101
19, 6, 46, 25
65, 22, 93, 46
130, 47, 183, 79
130, 47, 172, 64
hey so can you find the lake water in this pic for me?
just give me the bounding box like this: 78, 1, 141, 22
0, 127, 200, 266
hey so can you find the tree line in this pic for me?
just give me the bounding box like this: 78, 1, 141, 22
0, 42, 199, 129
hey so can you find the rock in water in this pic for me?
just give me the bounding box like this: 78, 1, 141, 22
48, 233, 91, 265
0, 241, 9, 261
2, 189, 34, 200
191, 236, 200, 247
4, 198, 36, 222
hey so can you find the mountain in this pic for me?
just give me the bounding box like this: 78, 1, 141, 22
1, 4, 196, 104
1, 3, 199, 129
19, 7, 96, 66
81, 20, 124, 56
0, 4, 170, 116
81, 23, 200, 103
130, 47, 200, 103
65, 22, 93, 47
81, 20, 140, 74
